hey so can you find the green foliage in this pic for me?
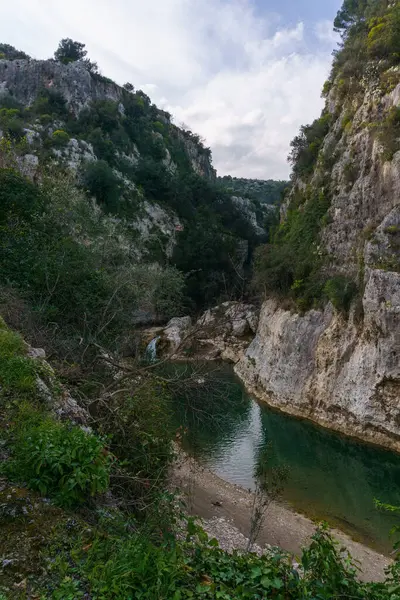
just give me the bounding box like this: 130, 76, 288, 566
128, 264, 185, 321
367, 5, 400, 61
321, 79, 333, 98
218, 176, 289, 205
40, 517, 400, 600
30, 89, 68, 118
82, 159, 121, 210
94, 379, 175, 510
51, 129, 70, 147
376, 106, 400, 160
334, 0, 369, 35
0, 322, 36, 395
0, 43, 29, 60
253, 188, 331, 309
300, 523, 363, 598
0, 107, 24, 141
123, 82, 134, 92
7, 407, 112, 507
54, 38, 87, 64
324, 276, 358, 312
288, 113, 331, 178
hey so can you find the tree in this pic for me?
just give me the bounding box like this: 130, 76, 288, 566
83, 58, 99, 74
54, 38, 87, 64
247, 443, 289, 551
334, 0, 365, 32
0, 43, 30, 60
123, 82, 134, 92
82, 160, 120, 211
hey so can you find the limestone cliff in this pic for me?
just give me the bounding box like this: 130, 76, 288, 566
236, 3, 400, 451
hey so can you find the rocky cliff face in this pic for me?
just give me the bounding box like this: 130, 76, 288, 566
0, 59, 122, 113
236, 9, 400, 451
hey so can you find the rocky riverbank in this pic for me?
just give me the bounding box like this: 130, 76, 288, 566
172, 454, 391, 583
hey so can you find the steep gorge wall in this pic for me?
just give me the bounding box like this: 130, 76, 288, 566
236, 10, 400, 450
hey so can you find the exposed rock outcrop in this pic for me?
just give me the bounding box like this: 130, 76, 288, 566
147, 302, 259, 363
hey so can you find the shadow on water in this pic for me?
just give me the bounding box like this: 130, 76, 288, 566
166, 361, 400, 554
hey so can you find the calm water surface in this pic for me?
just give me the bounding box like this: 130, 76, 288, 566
169, 362, 400, 554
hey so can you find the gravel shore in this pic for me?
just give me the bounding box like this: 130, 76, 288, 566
172, 455, 391, 583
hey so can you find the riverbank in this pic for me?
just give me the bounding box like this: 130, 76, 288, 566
172, 455, 391, 583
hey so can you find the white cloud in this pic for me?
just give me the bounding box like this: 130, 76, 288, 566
0, 0, 335, 179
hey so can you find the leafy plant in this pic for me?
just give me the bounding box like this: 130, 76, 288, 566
7, 408, 113, 507
52, 129, 70, 147
0, 322, 36, 395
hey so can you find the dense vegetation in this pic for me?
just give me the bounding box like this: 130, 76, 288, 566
218, 176, 288, 205
0, 41, 261, 312
0, 318, 399, 599
1, 12, 400, 598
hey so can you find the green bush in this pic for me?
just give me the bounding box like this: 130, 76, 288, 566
0, 324, 36, 395
82, 159, 120, 211
30, 89, 68, 118
7, 408, 112, 507
367, 5, 400, 62
43, 518, 400, 600
253, 188, 331, 309
324, 276, 358, 312
0, 108, 24, 141
0, 43, 29, 60
51, 129, 70, 147
377, 107, 400, 160
39, 113, 53, 125
289, 113, 331, 178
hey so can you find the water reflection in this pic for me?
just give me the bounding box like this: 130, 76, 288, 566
169, 362, 400, 553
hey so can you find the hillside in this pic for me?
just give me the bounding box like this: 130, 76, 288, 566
1, 12, 400, 600
237, 0, 400, 452
0, 41, 269, 330
218, 176, 288, 205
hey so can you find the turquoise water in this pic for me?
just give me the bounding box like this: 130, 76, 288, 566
169, 362, 400, 553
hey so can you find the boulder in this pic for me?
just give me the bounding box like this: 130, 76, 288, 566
163, 316, 192, 351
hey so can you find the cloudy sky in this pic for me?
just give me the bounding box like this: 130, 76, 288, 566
0, 0, 342, 179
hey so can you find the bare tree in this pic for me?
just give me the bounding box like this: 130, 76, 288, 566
247, 443, 289, 552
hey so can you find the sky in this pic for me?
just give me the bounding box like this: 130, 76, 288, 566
0, 0, 342, 180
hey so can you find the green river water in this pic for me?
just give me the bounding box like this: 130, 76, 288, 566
169, 362, 400, 554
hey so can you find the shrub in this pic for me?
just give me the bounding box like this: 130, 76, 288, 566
253, 188, 331, 309
51, 129, 70, 147
31, 89, 68, 118
94, 378, 175, 511
367, 5, 400, 62
321, 79, 332, 98
39, 113, 52, 125
0, 108, 24, 141
7, 408, 112, 507
377, 107, 400, 160
289, 113, 331, 178
0, 324, 36, 396
324, 276, 358, 312
0, 43, 29, 60
82, 159, 120, 211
